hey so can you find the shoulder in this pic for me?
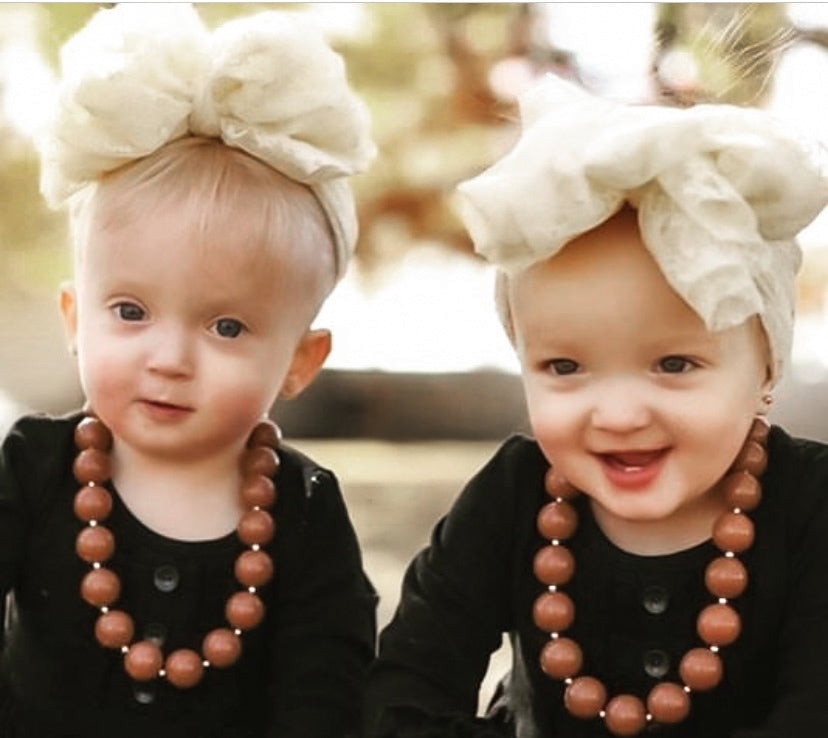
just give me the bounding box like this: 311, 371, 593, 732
436, 433, 547, 543
1, 411, 81, 482
274, 442, 353, 524
764, 424, 828, 536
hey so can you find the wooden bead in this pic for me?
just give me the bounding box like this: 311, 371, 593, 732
533, 544, 575, 586
226, 591, 265, 630
730, 439, 766, 476
246, 420, 281, 450
705, 556, 748, 599
73, 448, 111, 485
240, 475, 276, 509
712, 512, 754, 553
533, 591, 575, 633
80, 567, 120, 607
679, 648, 723, 691
603, 694, 647, 736
74, 417, 113, 451
240, 446, 279, 478
234, 550, 274, 587
94, 610, 134, 649
647, 682, 690, 724
203, 628, 242, 668
124, 640, 163, 681
201, 628, 241, 669
564, 676, 607, 719
697, 603, 741, 646
539, 637, 582, 679
720, 471, 761, 512
74, 485, 113, 522
165, 648, 204, 689
537, 501, 578, 540
748, 417, 770, 444
237, 509, 275, 546
76, 525, 115, 563
544, 468, 579, 500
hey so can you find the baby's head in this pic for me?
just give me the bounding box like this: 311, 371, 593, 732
457, 77, 828, 537
38, 4, 375, 455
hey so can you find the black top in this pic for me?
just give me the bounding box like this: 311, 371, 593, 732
365, 426, 828, 738
0, 413, 376, 738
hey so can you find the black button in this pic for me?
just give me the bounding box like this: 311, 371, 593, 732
143, 622, 167, 646
153, 564, 180, 593
642, 585, 670, 615
643, 648, 671, 678
133, 684, 156, 704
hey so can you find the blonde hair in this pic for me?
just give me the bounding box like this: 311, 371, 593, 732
70, 136, 337, 326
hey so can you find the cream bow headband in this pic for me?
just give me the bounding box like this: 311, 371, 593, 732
38, 3, 376, 279
457, 75, 828, 381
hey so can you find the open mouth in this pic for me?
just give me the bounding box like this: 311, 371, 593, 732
597, 449, 669, 489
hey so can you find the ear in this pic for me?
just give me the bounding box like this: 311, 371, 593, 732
58, 282, 78, 354
279, 329, 332, 400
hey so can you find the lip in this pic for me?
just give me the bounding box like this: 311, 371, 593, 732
137, 399, 194, 421
595, 448, 669, 490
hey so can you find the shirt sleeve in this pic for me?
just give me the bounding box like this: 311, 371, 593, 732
364, 437, 539, 738
265, 461, 377, 738
732, 437, 828, 738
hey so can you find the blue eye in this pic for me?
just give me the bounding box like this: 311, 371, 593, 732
214, 318, 244, 338
658, 355, 696, 374
114, 302, 145, 321
547, 358, 580, 376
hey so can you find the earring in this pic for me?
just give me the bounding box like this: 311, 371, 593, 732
758, 392, 773, 415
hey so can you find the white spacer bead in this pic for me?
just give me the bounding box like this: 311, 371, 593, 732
551, 632, 559, 639
733, 507, 741, 514
234, 628, 242, 636
252, 544, 260, 551
202, 660, 211, 668
646, 713, 653, 722
599, 710, 607, 718
248, 587, 256, 594
710, 645, 719, 653
548, 585, 557, 592
89, 520, 97, 527
100, 606, 108, 613
718, 597, 727, 605
564, 677, 573, 685
725, 551, 735, 558
551, 539, 560, 546
93, 562, 101, 569
158, 669, 166, 678
684, 685, 692, 693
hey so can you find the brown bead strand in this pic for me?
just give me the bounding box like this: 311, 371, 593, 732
73, 415, 281, 689
533, 417, 768, 736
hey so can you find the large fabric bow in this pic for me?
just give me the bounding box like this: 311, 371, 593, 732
38, 3, 376, 277
457, 75, 828, 380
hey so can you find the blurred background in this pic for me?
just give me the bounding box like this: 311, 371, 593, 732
1, 2, 827, 708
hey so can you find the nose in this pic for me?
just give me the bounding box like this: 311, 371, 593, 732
146, 323, 194, 378
589, 379, 652, 433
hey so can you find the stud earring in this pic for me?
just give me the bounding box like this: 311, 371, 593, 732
758, 392, 774, 415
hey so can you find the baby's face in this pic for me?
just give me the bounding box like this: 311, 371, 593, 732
508, 210, 770, 551
61, 203, 317, 464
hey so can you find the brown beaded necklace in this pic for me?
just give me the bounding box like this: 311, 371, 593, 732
533, 417, 769, 736
72, 415, 281, 689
